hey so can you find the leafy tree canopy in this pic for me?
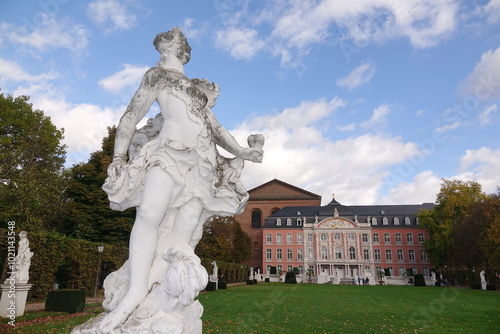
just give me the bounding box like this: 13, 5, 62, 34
419, 179, 488, 268
0, 94, 67, 231
195, 216, 251, 264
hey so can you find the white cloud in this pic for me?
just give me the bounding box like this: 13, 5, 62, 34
337, 61, 376, 90
227, 98, 420, 205
87, 0, 138, 33
0, 58, 59, 83
483, 0, 500, 23
435, 120, 461, 133
215, 27, 265, 60
99, 64, 149, 95
459, 47, 500, 100
361, 104, 392, 128
0, 14, 89, 54
381, 170, 441, 204
457, 146, 500, 194
32, 95, 125, 166
479, 103, 497, 125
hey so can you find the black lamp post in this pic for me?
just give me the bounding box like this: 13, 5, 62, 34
93, 243, 104, 298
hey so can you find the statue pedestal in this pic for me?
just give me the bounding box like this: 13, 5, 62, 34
0, 282, 33, 317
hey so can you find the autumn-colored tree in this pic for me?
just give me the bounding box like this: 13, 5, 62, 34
419, 179, 487, 268
195, 216, 251, 264
0, 94, 67, 231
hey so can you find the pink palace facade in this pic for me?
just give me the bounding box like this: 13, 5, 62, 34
262, 195, 434, 284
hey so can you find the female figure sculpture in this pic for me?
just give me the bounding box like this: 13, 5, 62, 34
74, 27, 263, 333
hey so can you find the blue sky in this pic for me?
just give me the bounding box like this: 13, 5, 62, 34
1, 0, 499, 205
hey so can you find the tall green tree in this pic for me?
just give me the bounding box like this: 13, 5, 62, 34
419, 179, 487, 268
0, 94, 67, 231
195, 216, 251, 264
63, 126, 134, 245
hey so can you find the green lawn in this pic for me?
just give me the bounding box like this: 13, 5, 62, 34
1, 284, 498, 333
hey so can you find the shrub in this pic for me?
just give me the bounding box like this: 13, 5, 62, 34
270, 266, 277, 275
219, 282, 227, 289
285, 271, 297, 284
414, 274, 426, 286
205, 281, 217, 291
246, 280, 253, 285
45, 290, 85, 313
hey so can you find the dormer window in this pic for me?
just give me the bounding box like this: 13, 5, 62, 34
297, 218, 302, 226
405, 217, 411, 225
372, 217, 378, 225
382, 217, 388, 225
297, 211, 301, 216
394, 217, 399, 225
286, 218, 292, 226
276, 218, 282, 226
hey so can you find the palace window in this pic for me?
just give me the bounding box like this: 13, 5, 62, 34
298, 265, 304, 274
276, 218, 282, 226
297, 233, 303, 243
348, 233, 355, 241
276, 249, 282, 260
386, 249, 392, 261
404, 217, 411, 225
373, 233, 379, 243
287, 249, 293, 260
266, 233, 272, 243
422, 267, 429, 276
334, 233, 341, 242
374, 250, 381, 260
286, 233, 292, 243
362, 233, 368, 243
297, 249, 303, 260
335, 246, 342, 259
349, 247, 356, 260
277, 265, 283, 273
384, 233, 391, 244
397, 249, 404, 261
251, 209, 262, 228
287, 218, 292, 226
395, 233, 402, 244
266, 249, 272, 260
408, 249, 416, 262
407, 233, 414, 244
321, 233, 327, 242
372, 217, 378, 225
383, 217, 388, 225
387, 267, 394, 276
398, 267, 406, 276
420, 249, 427, 262
276, 233, 282, 243
307, 234, 313, 243
308, 248, 314, 259
411, 266, 417, 274
321, 246, 328, 259
363, 249, 370, 260
287, 265, 293, 272
418, 233, 425, 243
394, 217, 400, 225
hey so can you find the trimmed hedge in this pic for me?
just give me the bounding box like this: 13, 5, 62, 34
0, 229, 128, 301
414, 274, 426, 286
285, 271, 297, 284
45, 290, 85, 313
199, 258, 248, 283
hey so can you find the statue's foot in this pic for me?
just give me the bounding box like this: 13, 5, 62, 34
98, 292, 144, 332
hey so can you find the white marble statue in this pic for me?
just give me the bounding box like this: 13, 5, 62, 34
211, 261, 218, 282
11, 231, 34, 284
72, 27, 263, 334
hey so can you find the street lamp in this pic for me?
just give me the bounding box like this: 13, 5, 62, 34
93, 243, 104, 298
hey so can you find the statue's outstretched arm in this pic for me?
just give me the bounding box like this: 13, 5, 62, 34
206, 109, 263, 163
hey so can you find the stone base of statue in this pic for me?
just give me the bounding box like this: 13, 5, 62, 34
72, 246, 207, 334
0, 282, 33, 318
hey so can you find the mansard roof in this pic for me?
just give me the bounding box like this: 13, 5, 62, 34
263, 196, 435, 228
